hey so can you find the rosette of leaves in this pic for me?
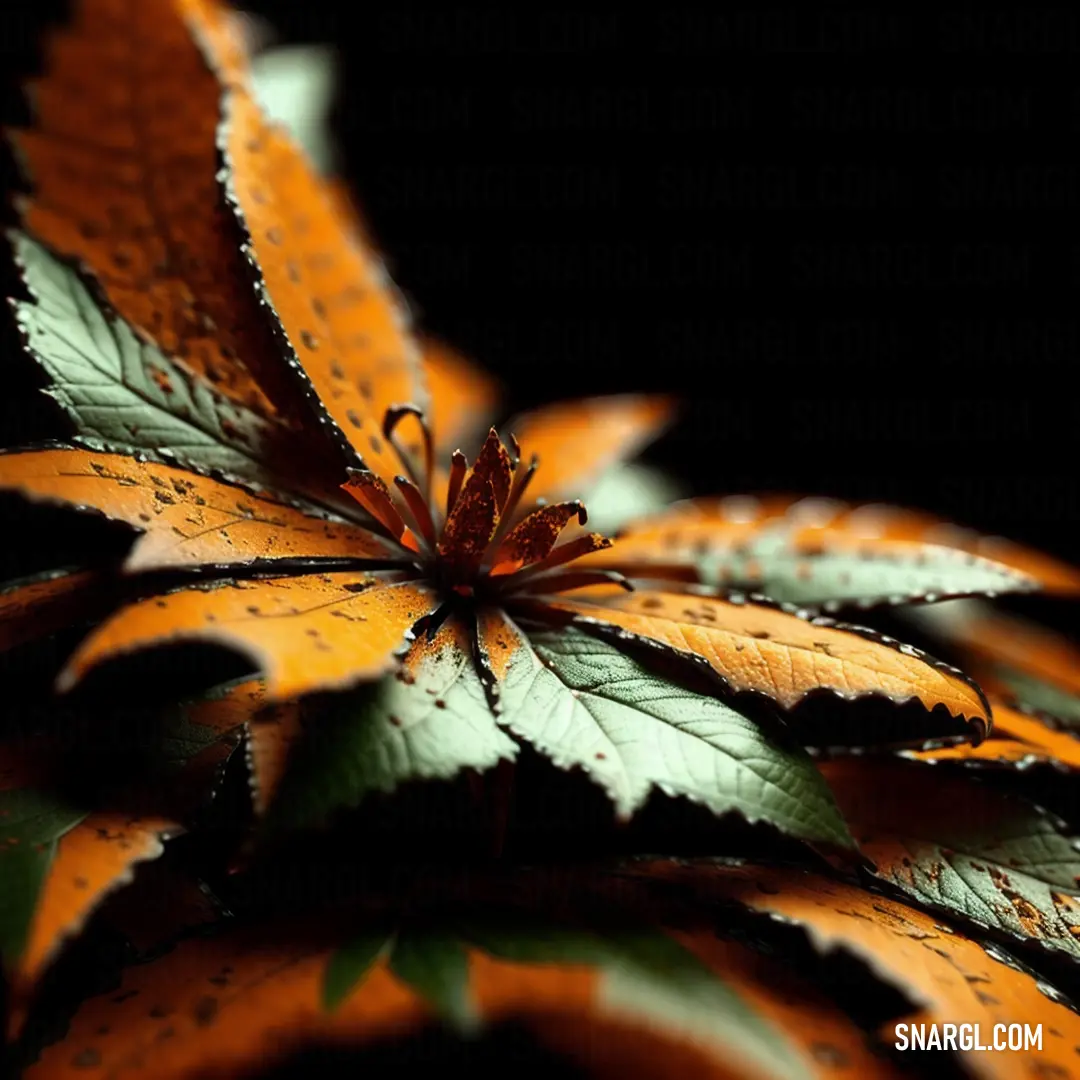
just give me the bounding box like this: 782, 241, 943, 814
4, 3, 1080, 1078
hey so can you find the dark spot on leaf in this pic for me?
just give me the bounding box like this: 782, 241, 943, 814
193, 996, 218, 1027
301, 330, 319, 351
71, 1048, 101, 1068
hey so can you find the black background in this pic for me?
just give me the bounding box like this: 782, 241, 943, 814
2, 3, 1079, 566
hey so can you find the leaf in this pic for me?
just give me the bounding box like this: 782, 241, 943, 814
672, 932, 906, 1080
579, 463, 685, 536
0, 446, 391, 572
251, 618, 517, 827
146, 678, 256, 813
11, 234, 282, 480
0, 568, 103, 653
221, 85, 425, 484
458, 917, 806, 1080
12, 0, 299, 419
23, 924, 425, 1080
0, 743, 173, 1036
590, 495, 1078, 608
510, 395, 674, 509
27, 914, 807, 1080
0, 786, 86, 965
631, 860, 1080, 1080
323, 930, 393, 1012
62, 574, 438, 701
250, 45, 338, 174
388, 930, 476, 1030
906, 698, 1080, 771
543, 590, 989, 736
420, 337, 500, 455
820, 756, 1080, 961
910, 601, 1080, 728
479, 612, 853, 847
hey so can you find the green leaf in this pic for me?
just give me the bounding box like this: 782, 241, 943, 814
457, 915, 613, 966
493, 621, 854, 848
458, 915, 805, 1080
0, 849, 53, 969
11, 233, 277, 482
823, 757, 1080, 962
263, 621, 517, 830
323, 930, 395, 1011
389, 930, 476, 1031
582, 464, 683, 536
251, 46, 338, 174
699, 528, 1033, 610
0, 788, 85, 965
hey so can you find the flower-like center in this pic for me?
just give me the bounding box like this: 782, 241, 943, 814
338, 408, 627, 607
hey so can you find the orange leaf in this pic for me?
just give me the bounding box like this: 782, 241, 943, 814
592, 494, 1080, 600
544, 590, 989, 733
799, 502, 1080, 596
923, 604, 1080, 705
1, 741, 174, 1038
6, 811, 173, 1037
672, 932, 906, 1080
420, 337, 499, 455
222, 86, 425, 484
14, 0, 300, 419
907, 698, 1080, 771
17, 927, 591, 1080
22, 924, 810, 1080
247, 692, 303, 817
24, 927, 426, 1080
510, 395, 674, 508
61, 574, 437, 700
0, 568, 103, 652
636, 862, 1080, 1080
0, 448, 391, 572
